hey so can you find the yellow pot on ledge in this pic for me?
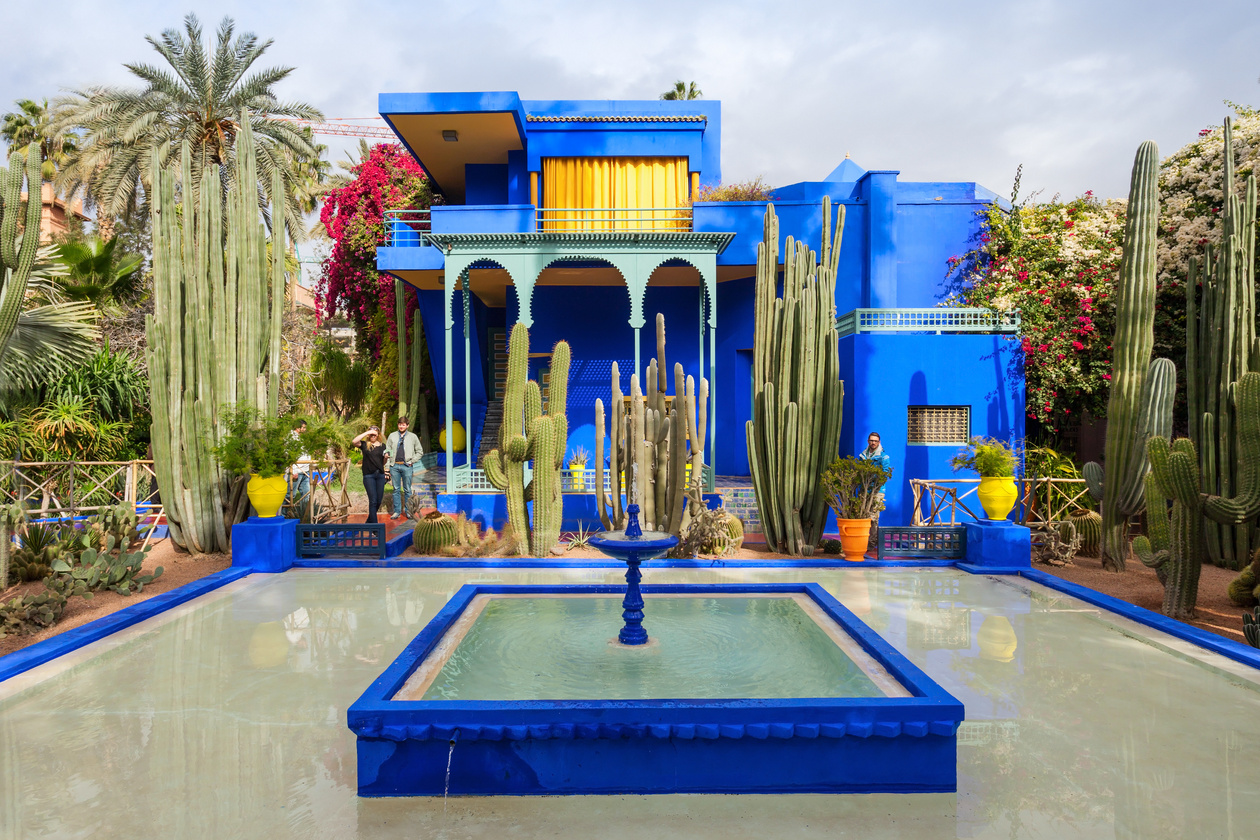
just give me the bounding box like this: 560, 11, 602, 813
977, 476, 1018, 521
247, 474, 288, 518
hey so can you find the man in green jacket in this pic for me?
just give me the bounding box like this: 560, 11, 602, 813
385, 417, 424, 520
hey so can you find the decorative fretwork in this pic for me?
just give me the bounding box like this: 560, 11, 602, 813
836, 308, 1020, 336
907, 406, 970, 445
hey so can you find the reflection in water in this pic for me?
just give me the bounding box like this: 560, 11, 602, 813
0, 567, 1257, 839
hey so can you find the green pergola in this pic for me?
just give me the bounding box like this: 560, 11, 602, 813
424, 231, 735, 493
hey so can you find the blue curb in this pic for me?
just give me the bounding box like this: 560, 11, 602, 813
954, 563, 1031, 575
384, 528, 413, 558
1011, 568, 1260, 672
0, 567, 253, 684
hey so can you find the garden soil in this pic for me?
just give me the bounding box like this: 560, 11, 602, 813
0, 540, 230, 659
1038, 552, 1248, 644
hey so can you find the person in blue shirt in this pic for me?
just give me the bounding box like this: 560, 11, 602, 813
858, 432, 893, 547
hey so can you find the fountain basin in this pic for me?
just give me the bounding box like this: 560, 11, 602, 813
348, 583, 964, 796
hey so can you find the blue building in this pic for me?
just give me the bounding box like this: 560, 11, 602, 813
375, 91, 1024, 531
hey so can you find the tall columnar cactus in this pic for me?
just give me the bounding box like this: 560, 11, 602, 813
1133, 437, 1204, 619
0, 150, 43, 384
595, 314, 707, 535
1084, 142, 1175, 572
482, 324, 569, 555
1185, 118, 1259, 570
1201, 372, 1260, 527
746, 199, 845, 555
146, 115, 287, 554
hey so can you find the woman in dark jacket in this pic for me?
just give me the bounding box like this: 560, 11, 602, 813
352, 427, 388, 524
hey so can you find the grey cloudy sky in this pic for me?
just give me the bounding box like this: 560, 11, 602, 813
3, 0, 1258, 201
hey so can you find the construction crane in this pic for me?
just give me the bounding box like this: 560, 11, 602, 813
273, 117, 397, 140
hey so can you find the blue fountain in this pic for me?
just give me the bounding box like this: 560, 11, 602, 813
586, 504, 678, 645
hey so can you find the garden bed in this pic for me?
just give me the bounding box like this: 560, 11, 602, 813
1038, 553, 1248, 643
0, 540, 230, 658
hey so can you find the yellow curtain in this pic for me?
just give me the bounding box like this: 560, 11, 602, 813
541, 157, 689, 231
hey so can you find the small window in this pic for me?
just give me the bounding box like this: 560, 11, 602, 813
907, 406, 970, 445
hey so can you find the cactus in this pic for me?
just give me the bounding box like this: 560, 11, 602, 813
146, 114, 288, 554
1244, 607, 1260, 648
1069, 509, 1103, 557
0, 503, 24, 587
1084, 142, 1174, 571
1185, 118, 1259, 570
746, 199, 846, 555
412, 511, 459, 554
1132, 437, 1203, 619
482, 323, 570, 555
595, 314, 707, 535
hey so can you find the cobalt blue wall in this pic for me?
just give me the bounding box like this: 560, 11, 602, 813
465, 164, 509, 205
504, 283, 707, 467
839, 333, 1025, 527
416, 287, 491, 464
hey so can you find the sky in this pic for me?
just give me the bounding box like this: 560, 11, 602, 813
2, 0, 1259, 204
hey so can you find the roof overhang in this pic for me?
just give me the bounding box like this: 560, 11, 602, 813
379, 92, 528, 203
424, 231, 735, 255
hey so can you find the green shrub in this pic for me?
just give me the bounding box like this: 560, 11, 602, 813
950, 437, 1019, 477
214, 406, 328, 479
821, 456, 892, 520
696, 177, 774, 202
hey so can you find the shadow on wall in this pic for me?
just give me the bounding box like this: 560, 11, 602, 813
902, 371, 929, 525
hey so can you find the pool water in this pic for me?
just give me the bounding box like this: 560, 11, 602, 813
1, 566, 1259, 839
412, 594, 887, 700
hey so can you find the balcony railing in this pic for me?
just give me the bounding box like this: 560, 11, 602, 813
384, 209, 432, 247
537, 207, 692, 233
450, 463, 715, 494
836, 308, 1020, 337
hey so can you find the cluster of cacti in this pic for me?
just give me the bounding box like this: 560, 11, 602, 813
0, 503, 21, 588
595, 314, 707, 536
89, 504, 139, 551
412, 511, 459, 554
1036, 520, 1080, 565
0, 579, 86, 639
1132, 437, 1204, 619
1084, 142, 1175, 572
51, 535, 162, 596
746, 199, 846, 555
1184, 118, 1260, 571
146, 113, 288, 554
1244, 608, 1260, 648
670, 505, 742, 558
1226, 548, 1260, 607
8, 523, 66, 584
482, 324, 570, 555
1068, 509, 1103, 557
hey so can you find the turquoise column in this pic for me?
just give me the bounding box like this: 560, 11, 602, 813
442, 268, 456, 493
462, 269, 472, 477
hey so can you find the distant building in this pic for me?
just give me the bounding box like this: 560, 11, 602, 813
23, 183, 90, 243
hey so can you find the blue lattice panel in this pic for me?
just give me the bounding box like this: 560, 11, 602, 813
876, 526, 966, 560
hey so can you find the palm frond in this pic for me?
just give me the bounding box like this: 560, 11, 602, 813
0, 301, 100, 391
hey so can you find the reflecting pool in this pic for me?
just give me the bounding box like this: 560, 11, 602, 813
1, 566, 1257, 839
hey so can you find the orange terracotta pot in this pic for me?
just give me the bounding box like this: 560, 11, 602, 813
837, 518, 872, 561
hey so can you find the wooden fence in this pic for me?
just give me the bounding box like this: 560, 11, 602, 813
910, 477, 1092, 537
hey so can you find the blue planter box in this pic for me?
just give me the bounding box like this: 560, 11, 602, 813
348, 582, 964, 796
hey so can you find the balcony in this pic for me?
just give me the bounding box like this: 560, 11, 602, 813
836, 308, 1021, 336
535, 207, 692, 233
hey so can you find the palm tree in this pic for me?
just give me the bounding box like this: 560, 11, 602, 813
660, 81, 702, 101
57, 13, 324, 240
0, 98, 78, 182
54, 237, 144, 312
0, 151, 99, 393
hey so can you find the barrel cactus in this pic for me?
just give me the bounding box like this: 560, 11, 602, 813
1226, 548, 1260, 608
413, 511, 459, 555
1069, 510, 1102, 557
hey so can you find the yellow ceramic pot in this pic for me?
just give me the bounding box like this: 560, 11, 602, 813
571, 466, 586, 489
977, 476, 1018, 521
247, 474, 288, 518
837, 518, 872, 561
439, 420, 466, 451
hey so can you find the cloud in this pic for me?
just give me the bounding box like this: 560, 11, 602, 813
3, 0, 1258, 201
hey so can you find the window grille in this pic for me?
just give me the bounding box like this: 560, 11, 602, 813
907, 406, 970, 445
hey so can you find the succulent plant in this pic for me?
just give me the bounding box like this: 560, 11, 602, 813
746, 199, 846, 556
1069, 510, 1103, 557
1132, 437, 1203, 619
412, 511, 458, 555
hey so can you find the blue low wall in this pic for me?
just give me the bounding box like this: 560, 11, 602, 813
437, 492, 722, 533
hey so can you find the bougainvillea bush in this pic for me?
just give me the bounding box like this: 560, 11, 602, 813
317, 144, 438, 355
946, 194, 1123, 434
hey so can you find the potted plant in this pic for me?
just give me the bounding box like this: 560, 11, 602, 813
215, 406, 326, 518
821, 456, 892, 561
568, 445, 590, 489
950, 437, 1020, 521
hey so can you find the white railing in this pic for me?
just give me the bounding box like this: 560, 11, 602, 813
451, 463, 716, 494
836, 308, 1020, 337
536, 207, 693, 233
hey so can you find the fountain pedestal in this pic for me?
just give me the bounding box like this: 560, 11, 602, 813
586, 504, 678, 646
